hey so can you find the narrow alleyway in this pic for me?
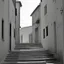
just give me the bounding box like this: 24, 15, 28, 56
1, 43, 59, 64
0, 0, 64, 64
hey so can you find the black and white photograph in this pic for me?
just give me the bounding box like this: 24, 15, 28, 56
0, 0, 63, 64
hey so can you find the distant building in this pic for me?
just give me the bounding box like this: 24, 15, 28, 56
16, 1, 22, 44
0, 0, 16, 62
20, 26, 32, 43
31, 4, 41, 43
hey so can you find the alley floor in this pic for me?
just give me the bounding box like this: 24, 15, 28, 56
1, 43, 59, 64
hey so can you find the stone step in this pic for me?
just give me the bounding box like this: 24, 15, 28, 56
7, 55, 18, 57
2, 61, 46, 64
7, 54, 54, 58
5, 57, 18, 59
15, 47, 41, 49
15, 43, 42, 45
15, 46, 42, 49
15, 45, 42, 46
4, 61, 59, 64
4, 57, 56, 62
1, 45, 58, 64
6, 55, 54, 60
9, 49, 49, 54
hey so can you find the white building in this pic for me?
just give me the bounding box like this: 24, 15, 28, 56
9, 0, 16, 51
31, 0, 64, 63
40, 0, 64, 63
0, 0, 16, 62
20, 26, 32, 43
16, 1, 22, 44
31, 4, 41, 44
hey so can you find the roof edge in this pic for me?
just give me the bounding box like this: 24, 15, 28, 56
16, 1, 22, 7
30, 3, 40, 16
20, 26, 32, 29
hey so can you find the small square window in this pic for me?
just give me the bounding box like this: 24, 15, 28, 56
15, 8, 17, 16
43, 29, 45, 39
44, 4, 47, 15
46, 26, 48, 36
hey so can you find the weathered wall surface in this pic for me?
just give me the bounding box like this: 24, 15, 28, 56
32, 6, 41, 43
9, 0, 16, 51
16, 2, 21, 44
0, 0, 9, 62
20, 26, 32, 43
41, 0, 64, 63
0, 0, 16, 62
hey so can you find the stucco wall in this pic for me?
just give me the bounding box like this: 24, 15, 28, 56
16, 2, 21, 44
41, 0, 64, 63
0, 0, 9, 62
9, 0, 16, 51
32, 6, 41, 43
20, 26, 32, 43
0, 0, 16, 62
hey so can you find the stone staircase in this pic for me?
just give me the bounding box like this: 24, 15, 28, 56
1, 43, 59, 64
14, 43, 43, 50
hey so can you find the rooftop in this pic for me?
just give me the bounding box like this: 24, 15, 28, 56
16, 1, 22, 7
30, 3, 41, 16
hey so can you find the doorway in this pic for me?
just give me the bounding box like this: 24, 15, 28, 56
54, 22, 57, 53
9, 23, 12, 51
21, 35, 23, 43
35, 27, 38, 43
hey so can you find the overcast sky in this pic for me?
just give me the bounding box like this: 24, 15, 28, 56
18, 0, 40, 28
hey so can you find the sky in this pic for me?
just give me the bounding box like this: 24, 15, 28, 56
18, 0, 40, 28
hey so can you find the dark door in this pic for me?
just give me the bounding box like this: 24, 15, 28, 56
9, 23, 12, 51
35, 27, 38, 43
54, 22, 57, 53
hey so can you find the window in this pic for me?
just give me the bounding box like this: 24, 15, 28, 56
46, 26, 48, 36
36, 19, 40, 24
44, 4, 47, 15
43, 29, 45, 39
2, 19, 4, 40
15, 8, 17, 16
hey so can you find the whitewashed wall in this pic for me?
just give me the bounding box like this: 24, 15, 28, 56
0, 0, 16, 62
9, 0, 16, 51
20, 26, 32, 43
41, 0, 64, 63
0, 0, 9, 62
32, 5, 41, 43
16, 2, 21, 44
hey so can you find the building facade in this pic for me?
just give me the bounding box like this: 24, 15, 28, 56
20, 26, 32, 43
31, 0, 64, 63
9, 0, 16, 51
31, 4, 41, 43
40, 0, 64, 63
16, 1, 22, 44
0, 0, 16, 62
